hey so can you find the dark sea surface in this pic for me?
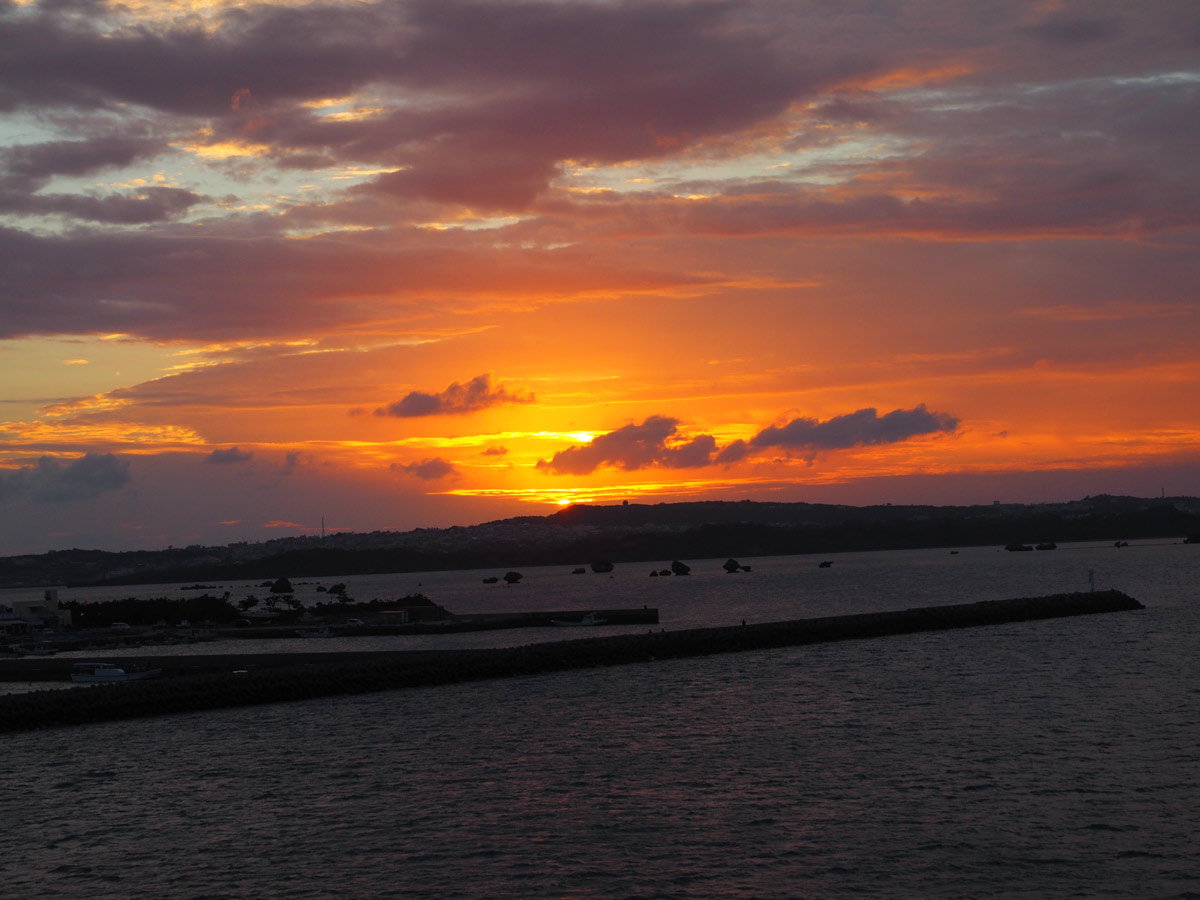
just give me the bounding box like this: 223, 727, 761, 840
3, 540, 1198, 898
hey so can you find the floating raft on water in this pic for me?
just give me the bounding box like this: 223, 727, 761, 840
0, 591, 1143, 732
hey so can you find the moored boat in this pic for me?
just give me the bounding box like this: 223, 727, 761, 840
70, 662, 162, 683
550, 613, 607, 626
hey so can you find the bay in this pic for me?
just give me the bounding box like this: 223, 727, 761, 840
2, 540, 1198, 898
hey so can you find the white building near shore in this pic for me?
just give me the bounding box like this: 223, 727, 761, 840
0, 589, 72, 634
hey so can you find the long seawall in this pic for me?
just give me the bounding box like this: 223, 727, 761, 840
0, 591, 1143, 732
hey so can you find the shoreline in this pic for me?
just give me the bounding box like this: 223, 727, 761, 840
0, 590, 1143, 732
0, 607, 661, 665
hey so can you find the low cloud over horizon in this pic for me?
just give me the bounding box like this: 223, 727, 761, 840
0, 453, 131, 503
537, 416, 717, 475
538, 405, 959, 475
717, 406, 961, 464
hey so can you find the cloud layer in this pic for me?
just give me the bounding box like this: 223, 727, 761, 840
0, 1, 1195, 344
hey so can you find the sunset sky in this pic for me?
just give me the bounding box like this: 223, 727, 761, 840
1, 0, 1198, 555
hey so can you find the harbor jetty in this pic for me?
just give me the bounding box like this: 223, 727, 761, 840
0, 591, 1142, 732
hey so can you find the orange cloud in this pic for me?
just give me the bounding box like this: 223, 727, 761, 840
849, 60, 977, 92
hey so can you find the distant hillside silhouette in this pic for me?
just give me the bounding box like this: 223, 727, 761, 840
1, 495, 1196, 588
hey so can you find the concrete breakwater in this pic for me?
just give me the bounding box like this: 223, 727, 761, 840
0, 591, 1142, 732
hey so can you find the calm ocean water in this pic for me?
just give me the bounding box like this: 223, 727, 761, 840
3, 540, 1198, 898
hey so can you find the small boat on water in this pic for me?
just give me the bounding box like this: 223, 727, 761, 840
550, 613, 607, 626
296, 625, 338, 638
70, 662, 162, 683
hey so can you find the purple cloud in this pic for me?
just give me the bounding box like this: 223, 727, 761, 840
375, 374, 533, 418
0, 0, 818, 212
206, 447, 253, 464
541, 406, 959, 473
536, 416, 717, 475
391, 457, 458, 481
1, 137, 170, 182
748, 405, 959, 454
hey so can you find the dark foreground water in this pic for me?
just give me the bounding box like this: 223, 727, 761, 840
3, 541, 1198, 898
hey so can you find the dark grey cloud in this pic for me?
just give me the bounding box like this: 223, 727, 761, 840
0, 2, 399, 115
0, 0, 823, 211
741, 405, 959, 457
340, 0, 814, 209
0, 136, 199, 223
206, 446, 253, 464
0, 185, 203, 223
375, 374, 533, 418
391, 457, 457, 481
1019, 15, 1120, 46
538, 406, 959, 473
0, 452, 130, 502
1, 137, 169, 183
8, 0, 1193, 130
536, 416, 717, 475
